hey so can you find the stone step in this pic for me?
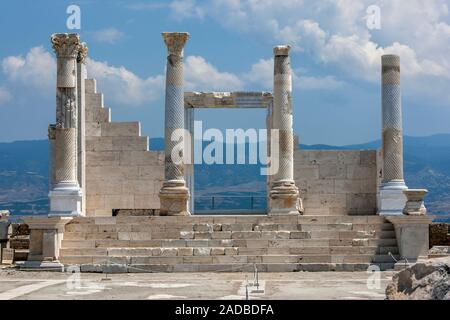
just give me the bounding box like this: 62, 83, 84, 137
86, 107, 111, 123
59, 246, 399, 257
86, 93, 104, 108
68, 216, 389, 226
61, 238, 397, 249
62, 229, 395, 241
60, 254, 399, 266
64, 222, 393, 233
85, 79, 97, 94
73, 262, 395, 273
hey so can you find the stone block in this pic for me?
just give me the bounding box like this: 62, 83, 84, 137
337, 151, 361, 165
138, 166, 165, 180
86, 151, 120, 166
211, 232, 232, 239
112, 137, 148, 151
119, 151, 163, 166
360, 150, 377, 165
180, 231, 194, 239
210, 248, 225, 256
85, 122, 101, 137
104, 195, 134, 210
334, 180, 362, 194
346, 165, 375, 180
160, 248, 178, 257
319, 164, 346, 179
85, 79, 97, 94
101, 122, 140, 137
194, 232, 212, 239
86, 93, 104, 108
224, 247, 239, 255
178, 247, 194, 256
307, 180, 335, 194
294, 165, 319, 179
193, 224, 213, 232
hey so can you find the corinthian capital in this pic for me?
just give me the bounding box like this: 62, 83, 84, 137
77, 42, 88, 64
51, 33, 81, 59
162, 32, 190, 57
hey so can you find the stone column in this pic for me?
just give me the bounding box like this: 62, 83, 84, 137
48, 124, 56, 191
159, 32, 190, 216
269, 45, 301, 215
77, 43, 88, 215
48, 33, 83, 217
378, 54, 408, 215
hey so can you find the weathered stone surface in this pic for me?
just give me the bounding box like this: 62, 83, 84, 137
386, 257, 450, 300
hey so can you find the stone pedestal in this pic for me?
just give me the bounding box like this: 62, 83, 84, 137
403, 189, 428, 215
387, 215, 433, 270
0, 212, 10, 264
19, 216, 72, 271
378, 55, 407, 215
159, 32, 191, 216
269, 45, 300, 215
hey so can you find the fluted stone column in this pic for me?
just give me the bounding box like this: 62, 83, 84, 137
378, 54, 408, 215
48, 33, 83, 217
159, 32, 190, 216
269, 45, 301, 215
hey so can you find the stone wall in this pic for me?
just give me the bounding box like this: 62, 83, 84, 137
84, 78, 379, 217
294, 150, 378, 215
430, 224, 450, 247
84, 79, 164, 217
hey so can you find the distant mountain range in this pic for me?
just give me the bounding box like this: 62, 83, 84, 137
1, 135, 449, 219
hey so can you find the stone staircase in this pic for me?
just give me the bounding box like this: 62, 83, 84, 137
59, 215, 399, 272
84, 79, 164, 217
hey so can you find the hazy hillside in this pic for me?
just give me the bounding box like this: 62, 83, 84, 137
0, 135, 449, 217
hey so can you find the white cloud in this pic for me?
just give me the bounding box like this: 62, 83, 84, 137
0, 87, 12, 105
243, 57, 343, 90
169, 0, 205, 20
86, 58, 165, 105
0, 47, 249, 107
2, 46, 55, 92
92, 27, 125, 44
171, 0, 450, 102
185, 55, 244, 91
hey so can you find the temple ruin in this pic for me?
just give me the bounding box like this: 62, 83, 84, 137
19, 32, 432, 272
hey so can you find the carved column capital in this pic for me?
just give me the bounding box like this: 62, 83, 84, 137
77, 42, 88, 64
51, 33, 81, 59
274, 45, 291, 56
162, 32, 190, 57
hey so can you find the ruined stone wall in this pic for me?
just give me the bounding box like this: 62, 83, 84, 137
294, 150, 379, 215
84, 79, 164, 217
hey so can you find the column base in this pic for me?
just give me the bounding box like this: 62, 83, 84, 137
269, 181, 302, 215
159, 180, 190, 216
49, 184, 83, 217
378, 181, 408, 216
17, 260, 65, 272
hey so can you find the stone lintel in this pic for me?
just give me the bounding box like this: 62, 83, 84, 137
184, 91, 273, 109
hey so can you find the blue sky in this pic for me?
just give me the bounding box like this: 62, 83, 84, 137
0, 0, 449, 145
